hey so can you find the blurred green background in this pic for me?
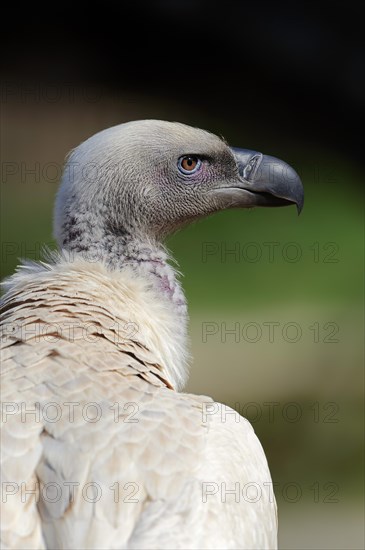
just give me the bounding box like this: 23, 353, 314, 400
1, 1, 364, 548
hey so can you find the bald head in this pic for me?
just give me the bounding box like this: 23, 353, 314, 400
54, 120, 303, 250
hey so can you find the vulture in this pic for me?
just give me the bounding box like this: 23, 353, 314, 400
0, 120, 303, 550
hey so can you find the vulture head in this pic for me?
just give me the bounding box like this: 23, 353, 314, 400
54, 120, 303, 250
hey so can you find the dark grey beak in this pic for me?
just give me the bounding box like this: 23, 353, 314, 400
220, 147, 304, 214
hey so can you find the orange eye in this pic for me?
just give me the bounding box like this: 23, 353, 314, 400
178, 156, 201, 175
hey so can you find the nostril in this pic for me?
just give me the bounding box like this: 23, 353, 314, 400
243, 154, 262, 181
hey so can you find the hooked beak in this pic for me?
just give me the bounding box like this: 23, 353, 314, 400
214, 147, 304, 214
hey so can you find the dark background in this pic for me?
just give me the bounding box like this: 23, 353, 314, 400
1, 2, 364, 548
2, 0, 364, 158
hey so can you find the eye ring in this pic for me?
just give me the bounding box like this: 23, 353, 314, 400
178, 155, 202, 175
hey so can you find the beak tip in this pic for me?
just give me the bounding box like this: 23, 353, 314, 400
294, 180, 304, 215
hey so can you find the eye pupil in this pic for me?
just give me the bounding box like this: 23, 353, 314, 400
184, 157, 195, 169
181, 156, 198, 171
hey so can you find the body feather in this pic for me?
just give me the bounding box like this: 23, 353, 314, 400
1, 256, 277, 549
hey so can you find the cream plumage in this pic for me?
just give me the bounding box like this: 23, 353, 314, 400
0, 120, 303, 549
